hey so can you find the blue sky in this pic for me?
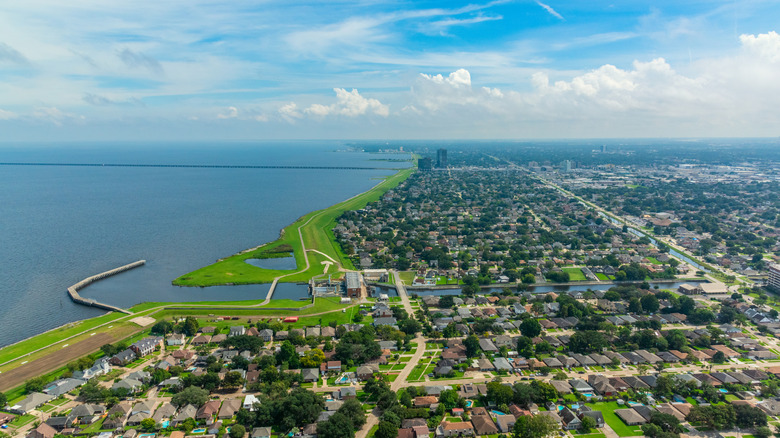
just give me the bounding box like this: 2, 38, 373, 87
1, 0, 779, 140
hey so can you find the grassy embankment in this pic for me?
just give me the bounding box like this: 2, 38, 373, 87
173, 167, 415, 287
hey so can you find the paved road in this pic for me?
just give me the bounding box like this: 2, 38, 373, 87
354, 273, 425, 438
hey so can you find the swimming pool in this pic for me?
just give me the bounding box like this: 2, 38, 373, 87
465, 400, 473, 408
491, 410, 506, 416
161, 421, 170, 429
191, 429, 206, 434
719, 388, 728, 393
581, 393, 595, 398
138, 434, 156, 438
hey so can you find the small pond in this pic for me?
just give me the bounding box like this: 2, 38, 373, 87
245, 255, 297, 270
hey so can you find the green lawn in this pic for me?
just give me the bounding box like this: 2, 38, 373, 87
9, 414, 36, 427
173, 167, 414, 286
0, 312, 124, 365
398, 271, 415, 285
589, 402, 644, 437
562, 267, 587, 281
646, 257, 663, 265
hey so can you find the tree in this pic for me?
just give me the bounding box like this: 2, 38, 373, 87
464, 335, 481, 358
754, 426, 772, 438
317, 412, 355, 438
277, 388, 325, 430
438, 295, 455, 309
687, 308, 715, 325
718, 306, 739, 324
338, 398, 367, 429
439, 389, 461, 409
151, 320, 173, 335
375, 421, 399, 438
579, 416, 596, 433
640, 294, 660, 313
229, 425, 246, 438
628, 297, 643, 313
733, 404, 767, 428
711, 351, 726, 364
171, 386, 209, 407
399, 319, 421, 335
487, 381, 514, 405
520, 318, 542, 338
516, 336, 534, 358
182, 316, 199, 336
301, 349, 326, 368
512, 414, 559, 438
568, 331, 608, 354
25, 377, 48, 394
140, 418, 157, 432
0, 392, 6, 408
223, 371, 245, 388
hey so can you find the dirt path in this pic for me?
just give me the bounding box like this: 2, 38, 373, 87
0, 332, 116, 391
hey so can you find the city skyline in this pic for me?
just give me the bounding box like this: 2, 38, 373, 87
1, 1, 779, 141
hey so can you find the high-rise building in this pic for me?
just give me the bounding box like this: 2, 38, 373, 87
769, 264, 780, 291
601, 144, 607, 153
436, 148, 448, 168
418, 157, 432, 170
561, 160, 572, 172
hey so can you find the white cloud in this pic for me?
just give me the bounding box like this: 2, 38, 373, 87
420, 69, 472, 87
303, 88, 389, 117
279, 102, 303, 122
739, 31, 780, 62
32, 107, 83, 126
217, 106, 238, 119
0, 109, 18, 120
535, 1, 564, 21
404, 31, 780, 136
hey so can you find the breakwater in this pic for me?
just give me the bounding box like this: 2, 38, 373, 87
67, 261, 145, 314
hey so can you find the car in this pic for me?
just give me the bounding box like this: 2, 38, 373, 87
578, 371, 585, 374
521, 377, 530, 381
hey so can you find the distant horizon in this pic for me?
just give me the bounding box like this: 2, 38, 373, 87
1, 137, 779, 145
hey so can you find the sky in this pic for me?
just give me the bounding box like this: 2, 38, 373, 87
1, 0, 779, 141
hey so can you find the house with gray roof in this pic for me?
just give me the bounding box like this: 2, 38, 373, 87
10, 392, 54, 415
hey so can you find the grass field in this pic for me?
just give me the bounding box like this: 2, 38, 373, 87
589, 402, 644, 437
562, 267, 587, 281
0, 312, 124, 365
398, 271, 415, 285
173, 167, 414, 287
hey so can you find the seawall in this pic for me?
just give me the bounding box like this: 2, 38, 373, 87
67, 261, 145, 314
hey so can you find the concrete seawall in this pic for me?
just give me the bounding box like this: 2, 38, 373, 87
67, 261, 145, 314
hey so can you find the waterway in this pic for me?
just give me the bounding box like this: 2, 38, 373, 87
391, 280, 706, 297
598, 212, 709, 272
0, 141, 411, 347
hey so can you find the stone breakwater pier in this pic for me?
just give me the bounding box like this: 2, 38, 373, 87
67, 260, 145, 314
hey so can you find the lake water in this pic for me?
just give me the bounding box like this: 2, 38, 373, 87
0, 141, 410, 347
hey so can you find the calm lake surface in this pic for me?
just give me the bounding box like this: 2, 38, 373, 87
0, 141, 410, 347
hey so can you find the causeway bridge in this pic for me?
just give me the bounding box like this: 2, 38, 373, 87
67, 261, 145, 314
0, 162, 399, 171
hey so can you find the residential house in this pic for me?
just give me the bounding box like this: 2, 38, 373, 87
110, 349, 138, 366
218, 399, 242, 419
437, 421, 474, 437
197, 400, 221, 420
130, 337, 163, 357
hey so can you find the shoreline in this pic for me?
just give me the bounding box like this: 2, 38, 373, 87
172, 165, 415, 287
0, 162, 415, 363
